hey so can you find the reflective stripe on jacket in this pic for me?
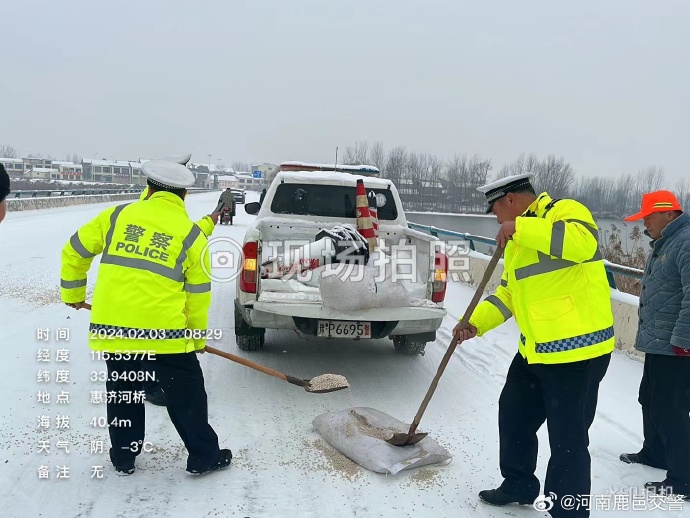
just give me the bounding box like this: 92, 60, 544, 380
468, 192, 615, 364
60, 191, 212, 353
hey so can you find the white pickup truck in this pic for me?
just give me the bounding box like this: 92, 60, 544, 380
234, 170, 448, 355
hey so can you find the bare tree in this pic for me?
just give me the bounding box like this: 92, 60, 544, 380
71, 154, 82, 164
675, 178, 689, 212
497, 153, 540, 180
535, 155, 574, 198
445, 154, 467, 211
369, 142, 386, 175
0, 145, 19, 158
467, 155, 492, 211
384, 146, 407, 184
343, 141, 369, 165
639, 166, 665, 191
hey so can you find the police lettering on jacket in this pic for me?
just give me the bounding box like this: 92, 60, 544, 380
113, 224, 174, 262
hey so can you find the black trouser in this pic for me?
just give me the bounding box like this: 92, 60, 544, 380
140, 360, 161, 394
106, 352, 221, 471
497, 352, 611, 517
637, 353, 690, 493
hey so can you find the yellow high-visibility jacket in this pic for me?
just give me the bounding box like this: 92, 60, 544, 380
61, 191, 212, 354
139, 188, 215, 237
468, 192, 615, 364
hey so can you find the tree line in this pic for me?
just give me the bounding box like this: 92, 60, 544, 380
342, 141, 687, 218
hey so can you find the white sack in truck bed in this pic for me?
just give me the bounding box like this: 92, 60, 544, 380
319, 258, 425, 311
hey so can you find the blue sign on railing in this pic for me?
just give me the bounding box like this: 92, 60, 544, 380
252, 171, 262, 178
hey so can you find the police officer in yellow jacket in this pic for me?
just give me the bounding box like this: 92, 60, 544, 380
454, 173, 614, 517
136, 155, 219, 407
61, 160, 231, 476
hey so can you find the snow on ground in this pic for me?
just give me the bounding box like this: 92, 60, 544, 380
0, 193, 685, 517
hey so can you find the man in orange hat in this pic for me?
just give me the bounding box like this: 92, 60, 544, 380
619, 190, 690, 499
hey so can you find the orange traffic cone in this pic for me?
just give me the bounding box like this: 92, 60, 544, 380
355, 179, 377, 253
368, 190, 379, 239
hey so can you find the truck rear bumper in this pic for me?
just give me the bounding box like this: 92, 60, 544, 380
237, 299, 445, 337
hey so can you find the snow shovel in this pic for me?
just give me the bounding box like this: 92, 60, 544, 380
75, 304, 348, 394
387, 245, 505, 446
205, 346, 350, 394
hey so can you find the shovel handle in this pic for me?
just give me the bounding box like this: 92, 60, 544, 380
205, 346, 290, 384
406, 245, 504, 435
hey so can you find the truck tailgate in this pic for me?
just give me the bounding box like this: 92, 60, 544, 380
253, 291, 446, 321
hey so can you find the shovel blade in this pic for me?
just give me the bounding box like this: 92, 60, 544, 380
305, 385, 350, 394
386, 432, 428, 446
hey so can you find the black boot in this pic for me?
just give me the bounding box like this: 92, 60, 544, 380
110, 448, 135, 476
478, 487, 534, 507
144, 387, 167, 407
187, 449, 232, 475
620, 452, 667, 470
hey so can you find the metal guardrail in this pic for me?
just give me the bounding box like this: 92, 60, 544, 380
10, 187, 217, 199
407, 221, 644, 290
11, 189, 141, 198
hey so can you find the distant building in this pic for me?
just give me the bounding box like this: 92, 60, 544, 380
82, 159, 141, 184
0, 158, 24, 176
252, 163, 279, 187
52, 161, 83, 181
130, 161, 145, 185
234, 172, 262, 191
217, 175, 239, 189
29, 167, 53, 180
23, 157, 53, 172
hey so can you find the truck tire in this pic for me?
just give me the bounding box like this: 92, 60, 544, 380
392, 335, 427, 356
237, 334, 265, 351
235, 305, 265, 351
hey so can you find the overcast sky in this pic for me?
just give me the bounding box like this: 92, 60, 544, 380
1, 0, 687, 181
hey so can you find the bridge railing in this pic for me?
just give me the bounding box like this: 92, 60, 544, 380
407, 221, 643, 290
10, 187, 217, 198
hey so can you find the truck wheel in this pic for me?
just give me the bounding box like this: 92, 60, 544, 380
235, 305, 265, 351
237, 334, 265, 351
392, 335, 427, 356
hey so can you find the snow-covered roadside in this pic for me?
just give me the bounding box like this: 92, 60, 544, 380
0, 193, 683, 517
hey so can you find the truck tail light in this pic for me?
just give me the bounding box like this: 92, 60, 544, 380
431, 252, 448, 303
240, 241, 258, 293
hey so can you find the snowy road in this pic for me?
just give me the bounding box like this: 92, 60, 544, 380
0, 193, 684, 517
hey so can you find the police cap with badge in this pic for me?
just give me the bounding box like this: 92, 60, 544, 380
477, 172, 536, 213
143, 159, 196, 190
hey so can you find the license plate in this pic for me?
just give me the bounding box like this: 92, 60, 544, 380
317, 320, 371, 339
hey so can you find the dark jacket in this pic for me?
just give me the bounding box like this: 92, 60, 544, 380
635, 212, 690, 355
216, 190, 236, 213
0, 164, 10, 202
